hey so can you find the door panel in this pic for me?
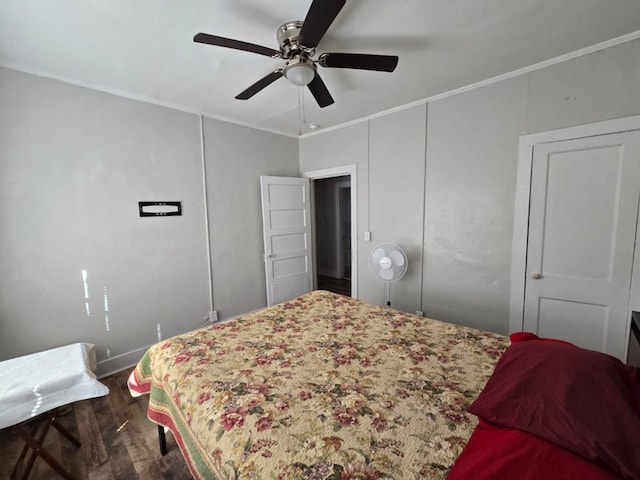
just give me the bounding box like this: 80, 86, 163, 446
540, 147, 621, 279
260, 176, 313, 306
524, 131, 640, 359
272, 233, 306, 252
537, 298, 608, 352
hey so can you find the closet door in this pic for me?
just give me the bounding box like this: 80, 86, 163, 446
523, 131, 640, 359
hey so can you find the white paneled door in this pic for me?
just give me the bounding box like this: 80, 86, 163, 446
260, 176, 313, 306
524, 131, 640, 359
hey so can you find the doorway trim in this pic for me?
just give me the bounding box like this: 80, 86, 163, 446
336, 180, 351, 280
510, 114, 640, 334
303, 165, 358, 298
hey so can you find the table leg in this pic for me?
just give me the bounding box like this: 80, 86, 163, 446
51, 414, 81, 448
22, 417, 52, 479
10, 410, 81, 480
10, 416, 51, 479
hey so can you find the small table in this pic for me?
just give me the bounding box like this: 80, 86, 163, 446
0, 343, 109, 479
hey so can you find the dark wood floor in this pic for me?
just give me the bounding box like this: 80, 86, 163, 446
0, 370, 191, 480
317, 274, 351, 297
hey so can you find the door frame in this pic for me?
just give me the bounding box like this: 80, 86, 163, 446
303, 165, 358, 298
510, 114, 640, 336
336, 180, 351, 279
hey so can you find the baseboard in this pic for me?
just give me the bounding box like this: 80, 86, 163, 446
95, 345, 151, 379
95, 305, 279, 379
94, 313, 254, 379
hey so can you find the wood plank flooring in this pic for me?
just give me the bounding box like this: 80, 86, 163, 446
0, 370, 191, 480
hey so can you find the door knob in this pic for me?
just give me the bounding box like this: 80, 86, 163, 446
531, 273, 542, 280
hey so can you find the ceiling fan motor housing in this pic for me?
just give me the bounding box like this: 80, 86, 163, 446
277, 21, 314, 59
278, 21, 317, 86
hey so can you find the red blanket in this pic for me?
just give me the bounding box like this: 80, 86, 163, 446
447, 419, 621, 480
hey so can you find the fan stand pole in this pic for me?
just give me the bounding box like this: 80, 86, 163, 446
385, 281, 391, 308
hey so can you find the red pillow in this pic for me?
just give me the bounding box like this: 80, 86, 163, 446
468, 341, 640, 480
509, 331, 576, 346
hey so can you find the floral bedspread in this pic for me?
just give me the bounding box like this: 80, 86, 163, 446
129, 290, 507, 480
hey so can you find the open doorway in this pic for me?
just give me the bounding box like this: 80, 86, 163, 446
304, 165, 357, 298
314, 176, 351, 296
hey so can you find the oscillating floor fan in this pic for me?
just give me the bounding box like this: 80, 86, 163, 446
369, 243, 408, 307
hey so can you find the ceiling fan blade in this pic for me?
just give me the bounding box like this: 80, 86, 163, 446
298, 0, 346, 49
307, 73, 334, 108
235, 70, 284, 100
319, 52, 399, 72
194, 33, 280, 58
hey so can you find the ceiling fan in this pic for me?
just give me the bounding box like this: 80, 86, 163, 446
193, 0, 399, 108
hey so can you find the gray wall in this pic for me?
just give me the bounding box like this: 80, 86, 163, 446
423, 78, 526, 333
0, 68, 209, 369
203, 118, 299, 320
300, 107, 427, 309
0, 67, 298, 373
299, 122, 371, 296
369, 106, 427, 310
1, 37, 639, 367
300, 39, 640, 335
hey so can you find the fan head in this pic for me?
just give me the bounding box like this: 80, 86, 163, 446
369, 243, 407, 282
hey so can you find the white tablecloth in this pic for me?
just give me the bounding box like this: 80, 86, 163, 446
0, 343, 109, 429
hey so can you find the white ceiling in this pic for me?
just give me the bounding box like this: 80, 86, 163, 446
2, 0, 640, 137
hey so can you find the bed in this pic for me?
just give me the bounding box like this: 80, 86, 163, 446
128, 290, 507, 479
128, 290, 640, 479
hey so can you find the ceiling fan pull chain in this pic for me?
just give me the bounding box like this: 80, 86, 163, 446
298, 87, 303, 136
301, 88, 307, 126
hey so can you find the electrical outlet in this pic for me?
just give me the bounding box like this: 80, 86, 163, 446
415, 310, 424, 317
200, 310, 219, 327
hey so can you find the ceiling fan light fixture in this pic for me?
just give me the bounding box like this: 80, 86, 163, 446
283, 57, 315, 86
